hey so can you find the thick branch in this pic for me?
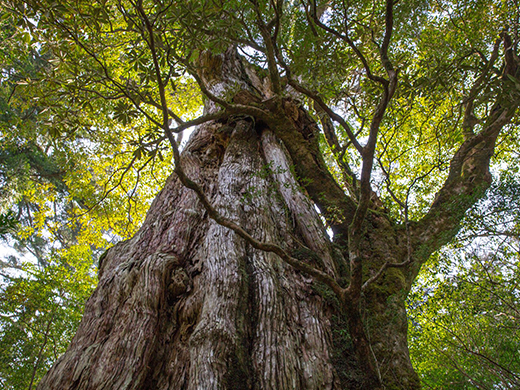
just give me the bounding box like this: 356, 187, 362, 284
348, 74, 398, 300
379, 0, 395, 73
413, 34, 519, 263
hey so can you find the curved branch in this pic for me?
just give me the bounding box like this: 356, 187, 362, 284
362, 258, 412, 291
315, 102, 359, 196
462, 39, 501, 138
250, 0, 282, 94
167, 124, 344, 297
413, 34, 519, 263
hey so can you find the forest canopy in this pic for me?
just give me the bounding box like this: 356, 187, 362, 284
0, 0, 519, 389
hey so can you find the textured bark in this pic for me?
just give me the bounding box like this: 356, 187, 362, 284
37, 51, 423, 390
37, 118, 339, 390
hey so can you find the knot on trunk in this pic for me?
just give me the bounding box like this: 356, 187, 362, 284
168, 268, 190, 299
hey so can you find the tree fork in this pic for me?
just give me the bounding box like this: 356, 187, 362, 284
36, 48, 423, 390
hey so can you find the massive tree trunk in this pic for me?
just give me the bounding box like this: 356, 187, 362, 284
37, 50, 425, 390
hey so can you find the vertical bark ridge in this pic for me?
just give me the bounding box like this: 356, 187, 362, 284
261, 130, 338, 275
223, 121, 335, 390
187, 223, 249, 390
36, 127, 214, 389
144, 118, 339, 390
225, 123, 303, 390
186, 122, 254, 389
261, 129, 337, 388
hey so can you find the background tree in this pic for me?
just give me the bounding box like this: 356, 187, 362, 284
409, 169, 520, 389
1, 0, 519, 389
0, 247, 96, 390
0, 8, 172, 388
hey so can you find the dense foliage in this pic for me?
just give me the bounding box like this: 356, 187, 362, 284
0, 7, 171, 388
409, 172, 520, 389
0, 246, 95, 390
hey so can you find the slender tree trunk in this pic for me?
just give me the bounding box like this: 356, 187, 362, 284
29, 314, 54, 390
37, 50, 420, 390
